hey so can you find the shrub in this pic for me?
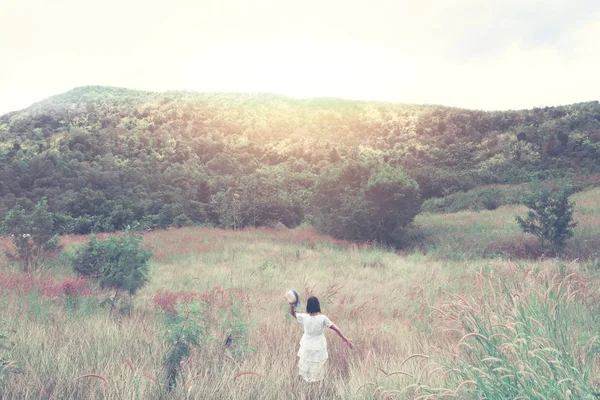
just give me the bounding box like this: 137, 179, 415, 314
70, 236, 108, 278
71, 234, 152, 312
2, 199, 58, 271
410, 167, 478, 198
516, 187, 577, 253
480, 188, 502, 210
53, 213, 96, 235
173, 213, 192, 228
162, 302, 206, 391
218, 298, 254, 356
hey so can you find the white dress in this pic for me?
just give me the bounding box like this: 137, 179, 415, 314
295, 313, 333, 382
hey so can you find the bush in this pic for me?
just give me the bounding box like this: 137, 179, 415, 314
163, 302, 206, 392
516, 187, 577, 253
313, 161, 422, 245
71, 234, 152, 297
480, 188, 502, 210
173, 213, 192, 227
2, 199, 58, 271
410, 167, 478, 198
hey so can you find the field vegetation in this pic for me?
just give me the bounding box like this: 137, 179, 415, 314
0, 187, 599, 399
1, 87, 599, 245
1, 87, 600, 398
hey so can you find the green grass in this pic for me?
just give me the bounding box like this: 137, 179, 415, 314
420, 183, 529, 213
411, 187, 600, 262
420, 175, 600, 214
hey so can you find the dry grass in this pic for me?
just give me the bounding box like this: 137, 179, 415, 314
0, 227, 479, 399
0, 187, 599, 398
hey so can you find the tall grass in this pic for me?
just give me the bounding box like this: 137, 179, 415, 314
0, 187, 598, 398
413, 261, 600, 399
0, 228, 453, 399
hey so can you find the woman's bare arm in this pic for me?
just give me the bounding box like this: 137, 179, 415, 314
329, 324, 354, 349
289, 303, 296, 319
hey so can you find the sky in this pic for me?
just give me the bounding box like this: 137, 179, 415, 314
0, 0, 599, 114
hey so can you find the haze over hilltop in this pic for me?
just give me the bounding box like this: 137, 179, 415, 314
3, 85, 599, 117
1, 0, 600, 115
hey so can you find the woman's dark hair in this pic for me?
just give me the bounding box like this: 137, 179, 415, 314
306, 296, 321, 313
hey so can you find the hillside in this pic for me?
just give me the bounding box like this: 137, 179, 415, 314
0, 86, 599, 235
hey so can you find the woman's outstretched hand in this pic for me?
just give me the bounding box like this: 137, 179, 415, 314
345, 338, 355, 349
330, 324, 355, 349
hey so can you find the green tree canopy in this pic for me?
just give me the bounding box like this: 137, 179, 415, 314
313, 161, 422, 245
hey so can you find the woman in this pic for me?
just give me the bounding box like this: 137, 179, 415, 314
290, 296, 354, 382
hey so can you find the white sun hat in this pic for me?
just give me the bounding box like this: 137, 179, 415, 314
285, 288, 300, 309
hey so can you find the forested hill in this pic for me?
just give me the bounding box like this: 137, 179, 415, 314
0, 86, 599, 235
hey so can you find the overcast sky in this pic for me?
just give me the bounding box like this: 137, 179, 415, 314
1, 0, 599, 114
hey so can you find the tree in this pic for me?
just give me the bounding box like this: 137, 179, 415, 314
313, 161, 422, 245
2, 199, 56, 271
516, 188, 577, 253
71, 233, 152, 313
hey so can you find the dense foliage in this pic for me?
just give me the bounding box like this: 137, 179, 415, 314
0, 86, 599, 242
71, 234, 151, 295
313, 161, 421, 244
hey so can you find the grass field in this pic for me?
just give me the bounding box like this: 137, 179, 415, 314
412, 187, 600, 261
0, 188, 599, 399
